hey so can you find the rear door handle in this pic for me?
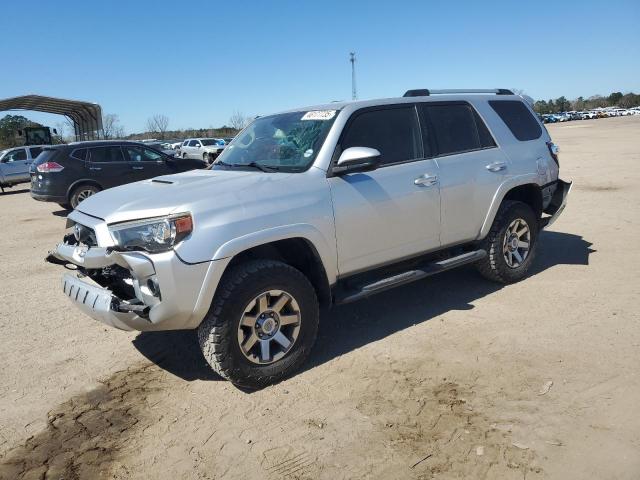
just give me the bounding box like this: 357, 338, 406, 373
414, 174, 438, 187
132, 166, 144, 170
486, 161, 507, 172
89, 166, 102, 171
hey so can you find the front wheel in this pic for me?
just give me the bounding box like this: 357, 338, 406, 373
198, 260, 319, 389
476, 201, 538, 284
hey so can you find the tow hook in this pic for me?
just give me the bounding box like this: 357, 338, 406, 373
112, 299, 150, 319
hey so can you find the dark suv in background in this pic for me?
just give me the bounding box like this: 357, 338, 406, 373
30, 141, 207, 209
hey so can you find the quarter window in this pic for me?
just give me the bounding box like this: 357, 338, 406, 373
489, 100, 542, 141
89, 146, 125, 163
424, 104, 481, 155
70, 148, 87, 160
341, 106, 422, 166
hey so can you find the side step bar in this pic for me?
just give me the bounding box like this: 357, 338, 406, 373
335, 250, 487, 305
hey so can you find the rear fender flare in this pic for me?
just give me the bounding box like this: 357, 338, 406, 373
478, 174, 542, 239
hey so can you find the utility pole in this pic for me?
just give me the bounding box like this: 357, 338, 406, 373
350, 52, 357, 101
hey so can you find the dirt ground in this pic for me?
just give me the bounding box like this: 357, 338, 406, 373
1, 116, 639, 479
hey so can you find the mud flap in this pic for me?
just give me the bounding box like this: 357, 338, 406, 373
541, 179, 572, 228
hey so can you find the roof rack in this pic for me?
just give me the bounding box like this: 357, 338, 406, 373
403, 89, 514, 97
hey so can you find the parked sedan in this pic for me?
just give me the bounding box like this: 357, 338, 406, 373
0, 145, 47, 192
30, 141, 207, 209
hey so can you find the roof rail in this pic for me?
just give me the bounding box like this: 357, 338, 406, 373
403, 88, 514, 97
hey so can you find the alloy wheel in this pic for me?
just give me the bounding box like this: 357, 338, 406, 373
503, 218, 531, 268
237, 290, 301, 364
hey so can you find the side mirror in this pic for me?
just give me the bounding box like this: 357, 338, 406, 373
333, 147, 381, 174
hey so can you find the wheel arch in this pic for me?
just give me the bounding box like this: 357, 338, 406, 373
66, 179, 104, 202
478, 175, 544, 240
222, 237, 332, 309
189, 226, 337, 327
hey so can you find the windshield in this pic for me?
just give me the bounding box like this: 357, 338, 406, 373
201, 139, 223, 146
214, 110, 337, 172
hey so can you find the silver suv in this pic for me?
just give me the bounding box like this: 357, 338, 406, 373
47, 89, 571, 388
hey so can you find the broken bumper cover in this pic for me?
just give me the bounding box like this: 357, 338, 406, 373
542, 179, 572, 228
49, 243, 226, 332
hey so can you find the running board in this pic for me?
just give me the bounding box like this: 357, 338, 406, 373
335, 250, 487, 305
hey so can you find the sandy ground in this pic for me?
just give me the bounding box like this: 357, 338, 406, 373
0, 116, 639, 479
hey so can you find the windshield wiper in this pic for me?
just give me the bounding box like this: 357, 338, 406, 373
243, 162, 280, 172
212, 160, 280, 172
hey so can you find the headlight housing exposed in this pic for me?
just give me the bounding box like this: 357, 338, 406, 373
109, 214, 193, 253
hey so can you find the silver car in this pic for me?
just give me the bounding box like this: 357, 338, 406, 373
0, 145, 46, 192
48, 89, 571, 388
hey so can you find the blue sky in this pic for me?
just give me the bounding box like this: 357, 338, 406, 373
2, 0, 639, 134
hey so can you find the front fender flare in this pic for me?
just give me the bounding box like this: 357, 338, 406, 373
187, 224, 338, 329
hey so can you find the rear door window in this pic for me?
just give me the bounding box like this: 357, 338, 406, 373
29, 147, 43, 158
89, 146, 125, 163
489, 100, 542, 141
340, 106, 422, 166
423, 104, 481, 155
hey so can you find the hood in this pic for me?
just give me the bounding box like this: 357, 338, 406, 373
77, 168, 293, 224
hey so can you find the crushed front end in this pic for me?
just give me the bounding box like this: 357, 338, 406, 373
46, 210, 213, 331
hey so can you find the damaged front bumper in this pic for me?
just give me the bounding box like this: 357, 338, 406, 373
48, 241, 215, 331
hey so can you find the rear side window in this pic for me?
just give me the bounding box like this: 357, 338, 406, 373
89, 146, 125, 163
341, 106, 422, 166
489, 100, 542, 141
424, 104, 481, 155
70, 148, 87, 160
473, 110, 496, 148
29, 147, 43, 158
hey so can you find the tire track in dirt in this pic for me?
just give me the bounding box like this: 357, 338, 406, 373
0, 364, 165, 480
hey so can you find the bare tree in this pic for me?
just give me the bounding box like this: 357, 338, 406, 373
102, 113, 125, 139
229, 111, 250, 131
147, 114, 170, 139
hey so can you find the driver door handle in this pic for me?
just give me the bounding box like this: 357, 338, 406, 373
414, 174, 438, 187
486, 161, 507, 172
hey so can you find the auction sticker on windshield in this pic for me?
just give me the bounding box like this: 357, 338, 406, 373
301, 110, 336, 121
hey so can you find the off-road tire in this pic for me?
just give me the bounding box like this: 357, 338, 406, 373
70, 184, 100, 209
476, 200, 538, 284
198, 259, 319, 389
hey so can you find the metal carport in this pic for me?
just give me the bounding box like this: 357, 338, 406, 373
0, 94, 103, 141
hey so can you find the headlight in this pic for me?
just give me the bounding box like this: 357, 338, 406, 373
109, 214, 193, 253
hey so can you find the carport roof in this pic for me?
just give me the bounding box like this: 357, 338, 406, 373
0, 94, 103, 140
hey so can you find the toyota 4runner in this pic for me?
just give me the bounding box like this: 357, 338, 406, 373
47, 89, 571, 388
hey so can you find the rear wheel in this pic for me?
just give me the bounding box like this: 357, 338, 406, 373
198, 259, 319, 389
70, 184, 100, 209
476, 201, 538, 284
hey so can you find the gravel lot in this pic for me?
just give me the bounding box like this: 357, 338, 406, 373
1, 116, 639, 479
